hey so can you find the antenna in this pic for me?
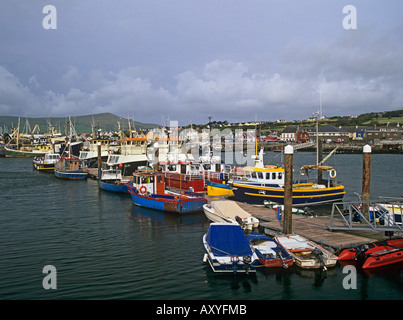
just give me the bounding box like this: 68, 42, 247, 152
319, 92, 323, 119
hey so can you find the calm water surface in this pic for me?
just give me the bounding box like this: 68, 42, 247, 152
0, 153, 402, 300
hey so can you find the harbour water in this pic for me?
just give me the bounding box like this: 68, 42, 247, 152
0, 152, 402, 301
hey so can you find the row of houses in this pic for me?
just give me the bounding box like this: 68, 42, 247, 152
263, 125, 403, 147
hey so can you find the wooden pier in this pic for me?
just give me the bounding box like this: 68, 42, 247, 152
206, 195, 398, 253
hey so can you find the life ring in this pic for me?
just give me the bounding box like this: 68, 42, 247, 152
299, 167, 305, 176
139, 186, 147, 194
329, 169, 337, 179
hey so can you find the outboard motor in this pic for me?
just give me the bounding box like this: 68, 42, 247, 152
235, 216, 245, 229
276, 250, 288, 269
312, 247, 327, 271
243, 255, 252, 274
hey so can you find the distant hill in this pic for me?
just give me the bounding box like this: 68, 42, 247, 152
0, 113, 160, 135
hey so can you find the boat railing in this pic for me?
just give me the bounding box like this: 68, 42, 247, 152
329, 198, 403, 233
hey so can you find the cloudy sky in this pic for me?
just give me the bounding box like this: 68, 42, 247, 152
1, 1, 402, 125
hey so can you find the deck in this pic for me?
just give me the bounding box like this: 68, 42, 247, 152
206, 195, 401, 253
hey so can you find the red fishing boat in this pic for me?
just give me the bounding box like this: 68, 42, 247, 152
338, 238, 403, 269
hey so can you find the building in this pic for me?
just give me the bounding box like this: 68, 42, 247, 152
306, 125, 349, 143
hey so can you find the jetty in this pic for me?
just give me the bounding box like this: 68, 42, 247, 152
206, 195, 401, 253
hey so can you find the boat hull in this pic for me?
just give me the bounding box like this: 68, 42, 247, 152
128, 187, 207, 213
33, 162, 56, 172
5, 147, 51, 158
255, 249, 294, 268
98, 180, 128, 193
55, 170, 88, 180
206, 180, 234, 196
232, 182, 345, 206
362, 249, 403, 269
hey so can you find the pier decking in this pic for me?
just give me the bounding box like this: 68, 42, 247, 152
206, 195, 399, 253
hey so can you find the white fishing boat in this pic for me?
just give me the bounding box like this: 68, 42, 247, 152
203, 200, 259, 230
33, 153, 61, 172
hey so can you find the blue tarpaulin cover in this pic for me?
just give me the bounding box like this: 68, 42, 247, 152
246, 232, 272, 242
206, 223, 252, 257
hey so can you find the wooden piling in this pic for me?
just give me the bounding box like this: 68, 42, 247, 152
317, 138, 323, 183
362, 144, 371, 219
283, 145, 293, 234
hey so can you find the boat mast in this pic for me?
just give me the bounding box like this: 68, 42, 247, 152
68, 116, 72, 156
16, 117, 20, 150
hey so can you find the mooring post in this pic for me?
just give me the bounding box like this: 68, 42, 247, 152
283, 145, 293, 234
362, 144, 371, 220
317, 138, 323, 183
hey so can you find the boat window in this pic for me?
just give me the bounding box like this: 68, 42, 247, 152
257, 172, 263, 179
157, 175, 163, 183
251, 172, 257, 179
272, 172, 276, 180
278, 173, 282, 180
265, 173, 270, 179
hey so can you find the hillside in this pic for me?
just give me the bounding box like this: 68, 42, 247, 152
0, 113, 159, 135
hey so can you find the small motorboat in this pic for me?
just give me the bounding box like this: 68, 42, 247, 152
247, 232, 293, 268
275, 234, 337, 270
203, 223, 259, 274
202, 200, 259, 230
98, 168, 130, 193
33, 153, 61, 172
338, 238, 403, 269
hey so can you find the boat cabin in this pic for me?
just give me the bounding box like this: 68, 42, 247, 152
100, 168, 126, 182
132, 171, 165, 195
238, 165, 285, 187
119, 137, 148, 155
56, 157, 85, 172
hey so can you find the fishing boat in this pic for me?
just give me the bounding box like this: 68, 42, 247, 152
160, 161, 207, 192
105, 137, 149, 176
54, 117, 88, 180
275, 234, 338, 270
5, 144, 53, 157
206, 180, 234, 196
54, 156, 88, 179
231, 149, 345, 206
127, 171, 207, 214
202, 200, 259, 230
338, 238, 403, 269
202, 223, 259, 274
33, 153, 61, 172
98, 168, 129, 193
247, 232, 293, 268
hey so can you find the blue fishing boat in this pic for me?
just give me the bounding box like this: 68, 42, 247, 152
202, 223, 259, 274
54, 157, 88, 180
98, 168, 129, 193
127, 171, 207, 213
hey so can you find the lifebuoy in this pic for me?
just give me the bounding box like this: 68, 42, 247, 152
139, 186, 147, 194
329, 169, 337, 179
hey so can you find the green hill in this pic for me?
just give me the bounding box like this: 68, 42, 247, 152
0, 113, 159, 135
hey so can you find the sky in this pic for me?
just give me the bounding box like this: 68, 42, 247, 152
0, 0, 402, 126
